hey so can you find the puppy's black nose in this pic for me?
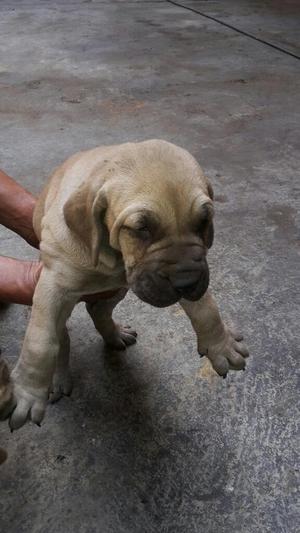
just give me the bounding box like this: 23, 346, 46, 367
172, 277, 199, 294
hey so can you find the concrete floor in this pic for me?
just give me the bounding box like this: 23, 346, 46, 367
0, 1, 299, 532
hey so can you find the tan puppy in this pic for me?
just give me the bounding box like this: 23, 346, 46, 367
4, 140, 249, 430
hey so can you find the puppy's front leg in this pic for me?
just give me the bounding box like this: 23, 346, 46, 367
180, 290, 249, 377
9, 267, 77, 430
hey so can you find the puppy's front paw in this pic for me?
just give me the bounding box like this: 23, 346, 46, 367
200, 328, 249, 378
9, 380, 48, 431
105, 325, 137, 351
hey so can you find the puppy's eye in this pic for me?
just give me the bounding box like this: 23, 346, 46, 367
134, 226, 151, 240
123, 225, 151, 240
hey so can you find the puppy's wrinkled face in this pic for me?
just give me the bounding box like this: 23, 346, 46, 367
118, 201, 213, 307
105, 148, 214, 307
101, 141, 214, 307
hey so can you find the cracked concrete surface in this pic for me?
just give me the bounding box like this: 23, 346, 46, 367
0, 1, 299, 532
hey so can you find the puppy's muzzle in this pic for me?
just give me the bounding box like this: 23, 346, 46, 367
160, 258, 209, 300
128, 250, 209, 307
169, 269, 206, 297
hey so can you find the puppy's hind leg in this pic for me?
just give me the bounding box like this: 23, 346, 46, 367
86, 288, 137, 350
49, 327, 72, 403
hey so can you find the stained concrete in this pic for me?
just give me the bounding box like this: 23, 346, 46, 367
0, 1, 299, 532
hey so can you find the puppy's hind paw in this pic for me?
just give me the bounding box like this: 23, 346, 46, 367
105, 325, 137, 351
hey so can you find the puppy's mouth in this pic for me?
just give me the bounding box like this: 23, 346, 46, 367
127, 261, 209, 308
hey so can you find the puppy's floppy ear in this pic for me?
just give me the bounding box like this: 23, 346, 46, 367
63, 182, 107, 267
